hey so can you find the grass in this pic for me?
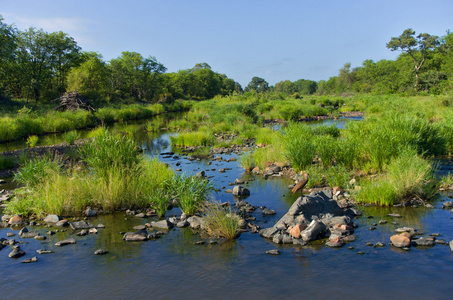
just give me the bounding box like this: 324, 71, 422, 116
63, 130, 80, 145
0, 155, 15, 170
203, 202, 239, 239
165, 174, 214, 216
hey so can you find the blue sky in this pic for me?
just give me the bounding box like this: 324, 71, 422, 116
1, 0, 452, 87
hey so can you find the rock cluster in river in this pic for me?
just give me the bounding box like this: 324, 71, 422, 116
259, 190, 359, 247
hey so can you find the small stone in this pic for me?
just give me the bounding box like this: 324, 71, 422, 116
266, 249, 280, 255
133, 225, 147, 231
357, 251, 365, 255
89, 228, 98, 234
123, 230, 148, 241
412, 237, 435, 247
366, 242, 374, 247
55, 238, 77, 246
85, 208, 97, 217
43, 214, 60, 223
289, 224, 307, 239
34, 235, 47, 241
21, 256, 38, 263
135, 213, 146, 218
77, 229, 89, 236
176, 220, 189, 228
374, 242, 385, 248
436, 239, 447, 245
450, 240, 453, 252
262, 208, 276, 216
326, 238, 345, 248
94, 249, 109, 255
347, 246, 355, 250
36, 249, 54, 254
387, 213, 402, 218
96, 223, 105, 228
195, 241, 205, 245
378, 220, 387, 225
6, 232, 15, 237
369, 226, 376, 231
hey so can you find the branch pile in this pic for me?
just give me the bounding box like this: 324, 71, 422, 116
52, 92, 95, 112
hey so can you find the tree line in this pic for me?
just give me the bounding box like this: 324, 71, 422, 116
1, 15, 452, 105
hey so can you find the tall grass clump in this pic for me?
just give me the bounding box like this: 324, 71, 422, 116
355, 148, 435, 205
165, 174, 214, 215
283, 123, 316, 171
14, 156, 62, 187
170, 130, 214, 147
81, 130, 139, 180
26, 135, 39, 148
203, 202, 239, 239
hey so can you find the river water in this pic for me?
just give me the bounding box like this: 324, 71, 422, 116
1, 116, 453, 299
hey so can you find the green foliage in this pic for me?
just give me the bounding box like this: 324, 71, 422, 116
63, 130, 80, 145
165, 174, 214, 216
81, 130, 139, 180
0, 155, 15, 170
14, 156, 62, 187
203, 202, 239, 239
26, 135, 39, 148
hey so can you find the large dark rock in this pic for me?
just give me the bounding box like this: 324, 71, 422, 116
9, 246, 26, 259
232, 185, 250, 197
259, 190, 353, 244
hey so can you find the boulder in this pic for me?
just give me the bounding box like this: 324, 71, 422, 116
232, 185, 250, 197
289, 224, 307, 239
43, 214, 60, 223
450, 240, 453, 252
69, 221, 94, 230
390, 234, 411, 248
8, 246, 26, 259
301, 220, 327, 242
150, 219, 174, 230
85, 208, 97, 217
412, 237, 435, 247
8, 215, 27, 226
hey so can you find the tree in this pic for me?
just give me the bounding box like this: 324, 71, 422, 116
387, 28, 440, 82
0, 16, 17, 98
245, 76, 269, 93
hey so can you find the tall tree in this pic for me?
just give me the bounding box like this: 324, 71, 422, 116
245, 76, 269, 93
387, 28, 440, 83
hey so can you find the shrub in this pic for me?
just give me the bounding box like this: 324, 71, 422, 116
63, 130, 80, 145
26, 135, 39, 148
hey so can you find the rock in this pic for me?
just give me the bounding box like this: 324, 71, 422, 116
262, 208, 276, 216
21, 232, 38, 239
21, 256, 38, 263
259, 227, 279, 239
69, 221, 94, 230
378, 220, 387, 225
55, 238, 77, 246
176, 220, 189, 228
195, 171, 205, 178
85, 208, 97, 217
282, 234, 293, 244
187, 216, 205, 230
55, 219, 69, 227
449, 240, 453, 251
436, 239, 447, 245
6, 232, 15, 237
123, 230, 148, 242
374, 242, 385, 247
226, 157, 237, 162
135, 213, 146, 218
266, 249, 280, 255
301, 220, 327, 242
18, 227, 29, 236
390, 234, 411, 248
34, 234, 46, 241
272, 233, 283, 244
43, 214, 60, 223
290, 224, 308, 239
232, 185, 250, 197
342, 235, 357, 243
77, 229, 88, 236
234, 178, 245, 185
251, 166, 261, 174
395, 226, 417, 234
442, 201, 453, 209
238, 219, 247, 229
412, 237, 435, 247
1, 214, 11, 222
400, 232, 412, 239
8, 246, 26, 258
8, 215, 27, 226
326, 238, 345, 248
36, 249, 54, 254
150, 219, 174, 230
89, 228, 98, 234
387, 213, 402, 218
133, 225, 147, 231
94, 249, 109, 255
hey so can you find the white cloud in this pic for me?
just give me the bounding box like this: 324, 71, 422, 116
2, 13, 96, 45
